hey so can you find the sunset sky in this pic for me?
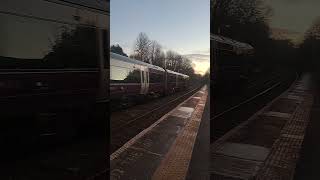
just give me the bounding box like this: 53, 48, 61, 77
266, 0, 320, 42
110, 0, 210, 75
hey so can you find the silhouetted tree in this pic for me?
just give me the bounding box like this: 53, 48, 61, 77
129, 32, 196, 77
132, 32, 151, 63
212, 0, 273, 69
149, 40, 163, 66
111, 44, 128, 57
300, 18, 320, 71
44, 25, 98, 68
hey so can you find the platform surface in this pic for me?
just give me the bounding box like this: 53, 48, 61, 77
110, 86, 208, 180
211, 74, 314, 180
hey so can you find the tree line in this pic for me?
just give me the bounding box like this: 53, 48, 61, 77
299, 17, 320, 72
111, 32, 195, 76
212, 0, 306, 73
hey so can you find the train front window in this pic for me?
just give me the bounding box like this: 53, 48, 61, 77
0, 13, 98, 69
110, 66, 128, 82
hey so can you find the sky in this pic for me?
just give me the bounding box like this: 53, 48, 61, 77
266, 0, 320, 42
110, 0, 210, 75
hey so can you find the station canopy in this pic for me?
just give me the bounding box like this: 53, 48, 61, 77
211, 34, 254, 55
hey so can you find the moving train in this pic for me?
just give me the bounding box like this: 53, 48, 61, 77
0, 0, 109, 148
211, 34, 255, 92
110, 53, 189, 100
0, 0, 189, 149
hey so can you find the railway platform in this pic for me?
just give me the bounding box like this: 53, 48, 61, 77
110, 85, 209, 180
210, 74, 314, 179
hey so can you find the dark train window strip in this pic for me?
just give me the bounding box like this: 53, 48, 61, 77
0, 11, 101, 28
44, 0, 109, 14
0, 13, 99, 69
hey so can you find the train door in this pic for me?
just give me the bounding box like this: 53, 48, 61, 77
164, 71, 168, 95
176, 74, 178, 89
140, 67, 149, 95
140, 68, 144, 94
145, 70, 149, 93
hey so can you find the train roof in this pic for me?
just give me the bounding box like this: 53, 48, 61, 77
166, 69, 189, 78
211, 34, 254, 54
111, 53, 189, 78
110, 52, 165, 72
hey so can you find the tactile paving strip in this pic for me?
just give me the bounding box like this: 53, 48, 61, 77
152, 86, 208, 180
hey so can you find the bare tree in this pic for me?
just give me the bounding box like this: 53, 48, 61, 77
305, 18, 320, 39
149, 40, 165, 67
132, 32, 151, 63
165, 51, 189, 72
300, 17, 320, 70
173, 54, 183, 72
165, 50, 176, 70
129, 32, 195, 76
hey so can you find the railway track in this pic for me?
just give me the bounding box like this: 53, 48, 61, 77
211, 70, 297, 142
110, 85, 203, 154
213, 71, 282, 114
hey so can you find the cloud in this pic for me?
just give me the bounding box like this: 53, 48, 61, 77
184, 54, 210, 63
270, 28, 304, 44
266, 0, 320, 34
183, 53, 210, 75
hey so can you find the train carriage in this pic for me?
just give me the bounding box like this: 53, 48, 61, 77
165, 70, 189, 93
110, 53, 189, 100
148, 65, 166, 96
211, 34, 254, 92
110, 53, 166, 100
0, 0, 109, 146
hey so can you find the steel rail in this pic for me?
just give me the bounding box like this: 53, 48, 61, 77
211, 72, 298, 121
112, 85, 202, 133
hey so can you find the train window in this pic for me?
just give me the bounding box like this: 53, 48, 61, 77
0, 13, 98, 69
149, 73, 163, 83
110, 66, 128, 82
125, 69, 140, 83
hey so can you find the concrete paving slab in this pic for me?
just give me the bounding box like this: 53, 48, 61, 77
216, 142, 270, 161
263, 111, 291, 118
211, 154, 263, 180
286, 95, 304, 101
211, 74, 314, 180
171, 107, 194, 119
